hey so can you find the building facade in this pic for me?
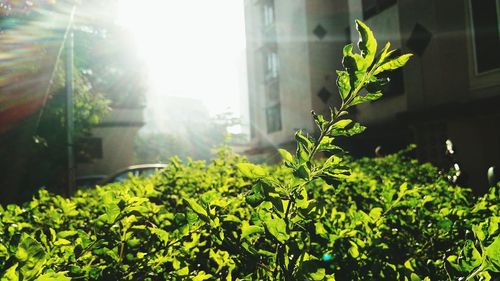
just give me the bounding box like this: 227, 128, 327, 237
76, 106, 144, 177
244, 0, 500, 193
244, 0, 350, 161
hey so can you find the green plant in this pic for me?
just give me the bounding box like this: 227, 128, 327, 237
228, 20, 412, 280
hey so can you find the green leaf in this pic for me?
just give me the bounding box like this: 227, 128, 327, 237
149, 227, 170, 244
278, 149, 293, 163
241, 223, 265, 240
369, 207, 383, 222
473, 224, 486, 241
356, 20, 377, 66
351, 92, 383, 106
237, 163, 266, 179
224, 215, 241, 223
374, 54, 412, 75
312, 111, 328, 130
332, 119, 352, 130
377, 42, 392, 64
265, 218, 289, 243
1, 263, 19, 281
294, 164, 311, 180
296, 142, 310, 164
365, 77, 389, 93
331, 123, 366, 137
410, 273, 421, 281
184, 198, 209, 221
315, 222, 327, 236
318, 136, 341, 152
342, 44, 368, 72
101, 203, 120, 224
336, 70, 351, 100
486, 235, 500, 272
310, 268, 326, 281
295, 130, 313, 151
177, 266, 189, 276
447, 255, 461, 271
0, 243, 7, 259
246, 182, 266, 207
192, 271, 213, 281
348, 241, 359, 258
16, 235, 47, 281
489, 217, 499, 236
460, 240, 482, 272
34, 272, 71, 281
57, 230, 78, 239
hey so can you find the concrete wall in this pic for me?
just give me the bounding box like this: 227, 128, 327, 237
306, 0, 350, 119
273, 0, 314, 142
76, 107, 144, 176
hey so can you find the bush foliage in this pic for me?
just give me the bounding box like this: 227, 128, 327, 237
0, 149, 498, 280
0, 20, 499, 280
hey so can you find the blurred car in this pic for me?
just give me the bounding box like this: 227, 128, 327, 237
76, 175, 107, 189
98, 164, 168, 185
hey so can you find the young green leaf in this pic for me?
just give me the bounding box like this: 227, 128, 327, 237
265, 218, 289, 244
237, 163, 266, 179
1, 263, 19, 281
149, 227, 170, 244
356, 20, 377, 66
374, 54, 413, 75
348, 241, 360, 258
332, 119, 352, 130
295, 131, 313, 151
336, 70, 351, 100
351, 92, 383, 105
378, 42, 391, 63
241, 223, 265, 240
184, 198, 209, 221
486, 236, 500, 272
16, 235, 47, 281
460, 240, 482, 272
34, 272, 71, 281
278, 149, 293, 163
342, 44, 368, 72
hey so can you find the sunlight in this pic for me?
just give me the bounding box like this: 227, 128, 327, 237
116, 0, 247, 117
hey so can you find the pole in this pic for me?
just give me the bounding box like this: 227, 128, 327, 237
65, 29, 75, 196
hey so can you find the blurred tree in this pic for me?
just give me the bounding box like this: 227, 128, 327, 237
0, 0, 145, 202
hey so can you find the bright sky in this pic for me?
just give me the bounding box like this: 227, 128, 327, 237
117, 0, 248, 118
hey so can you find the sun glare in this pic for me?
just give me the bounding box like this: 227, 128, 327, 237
116, 0, 248, 119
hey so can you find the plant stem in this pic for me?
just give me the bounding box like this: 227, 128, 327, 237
465, 264, 485, 281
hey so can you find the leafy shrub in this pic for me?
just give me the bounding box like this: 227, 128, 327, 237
0, 20, 498, 280
0, 149, 498, 280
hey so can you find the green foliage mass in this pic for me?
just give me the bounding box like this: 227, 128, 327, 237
0, 20, 498, 280
0, 149, 498, 280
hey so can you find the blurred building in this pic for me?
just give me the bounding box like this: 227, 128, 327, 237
244, 0, 350, 162
75, 106, 145, 177
243, 0, 500, 193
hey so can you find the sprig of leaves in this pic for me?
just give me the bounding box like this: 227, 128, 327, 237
233, 20, 413, 280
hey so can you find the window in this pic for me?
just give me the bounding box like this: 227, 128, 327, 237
264, 50, 279, 80
262, 2, 275, 27
266, 104, 282, 133
362, 0, 396, 20
265, 79, 280, 103
470, 0, 500, 73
